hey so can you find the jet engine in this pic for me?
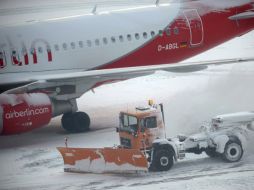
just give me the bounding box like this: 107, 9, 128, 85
0, 93, 52, 135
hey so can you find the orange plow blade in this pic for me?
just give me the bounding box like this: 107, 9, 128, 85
57, 147, 148, 173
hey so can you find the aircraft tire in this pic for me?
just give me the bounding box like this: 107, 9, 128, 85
61, 112, 90, 133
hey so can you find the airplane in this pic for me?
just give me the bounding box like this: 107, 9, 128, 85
0, 0, 254, 135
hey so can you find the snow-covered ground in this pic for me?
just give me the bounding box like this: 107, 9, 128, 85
1, 1, 254, 190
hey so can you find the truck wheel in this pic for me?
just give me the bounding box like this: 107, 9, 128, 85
222, 140, 243, 162
205, 148, 218, 158
152, 149, 174, 171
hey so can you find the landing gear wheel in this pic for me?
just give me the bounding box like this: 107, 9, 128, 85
61, 112, 90, 133
151, 149, 174, 171
222, 140, 243, 162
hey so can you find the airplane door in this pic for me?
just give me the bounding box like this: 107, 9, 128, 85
183, 9, 204, 47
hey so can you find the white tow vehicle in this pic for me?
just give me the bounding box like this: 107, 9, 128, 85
169, 112, 254, 164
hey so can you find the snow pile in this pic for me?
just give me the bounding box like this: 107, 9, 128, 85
161, 61, 254, 136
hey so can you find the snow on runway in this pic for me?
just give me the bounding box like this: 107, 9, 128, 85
1, 127, 254, 190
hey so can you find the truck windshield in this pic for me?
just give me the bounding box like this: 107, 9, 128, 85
120, 114, 138, 132
140, 117, 157, 129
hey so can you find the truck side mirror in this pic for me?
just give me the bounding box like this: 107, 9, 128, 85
116, 127, 119, 133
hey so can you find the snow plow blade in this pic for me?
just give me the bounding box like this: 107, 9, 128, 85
57, 147, 148, 173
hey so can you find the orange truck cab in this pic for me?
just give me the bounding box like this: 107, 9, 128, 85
118, 105, 165, 150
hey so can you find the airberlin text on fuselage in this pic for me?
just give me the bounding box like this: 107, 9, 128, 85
5, 107, 50, 119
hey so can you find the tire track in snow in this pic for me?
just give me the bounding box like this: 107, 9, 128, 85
128, 169, 254, 187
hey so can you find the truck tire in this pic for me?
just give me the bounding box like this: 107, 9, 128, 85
151, 149, 174, 171
222, 140, 243, 162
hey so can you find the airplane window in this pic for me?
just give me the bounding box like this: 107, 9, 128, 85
151, 31, 155, 37
63, 43, 67, 50
127, 34, 132, 41
30, 48, 34, 54
166, 28, 171, 36
71, 42, 75, 49
111, 36, 116, 43
103, 37, 108, 45
119, 35, 124, 42
38, 47, 43, 53
54, 44, 59, 51
143, 32, 148, 39
135, 33, 140, 40
78, 41, 83, 48
159, 30, 163, 36
87, 40, 92, 47
174, 27, 179, 35
22, 47, 26, 54
95, 39, 100, 46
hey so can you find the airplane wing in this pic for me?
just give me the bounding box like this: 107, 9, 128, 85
4, 57, 254, 101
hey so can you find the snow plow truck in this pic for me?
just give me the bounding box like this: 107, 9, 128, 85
57, 101, 252, 173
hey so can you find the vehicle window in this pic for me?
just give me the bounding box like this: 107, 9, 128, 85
123, 115, 128, 127
145, 117, 157, 129
121, 114, 138, 132
129, 116, 138, 126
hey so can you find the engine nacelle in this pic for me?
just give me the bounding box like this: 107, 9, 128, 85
0, 93, 52, 135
